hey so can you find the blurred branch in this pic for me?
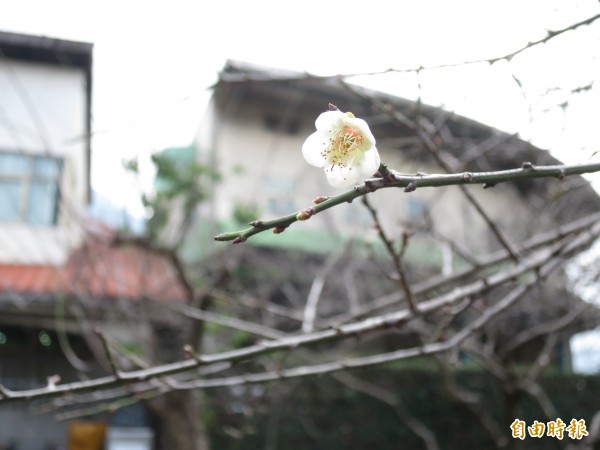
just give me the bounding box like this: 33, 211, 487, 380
167, 243, 570, 390
112, 235, 195, 301
499, 302, 589, 358
302, 250, 345, 333
352, 13, 600, 75
427, 136, 521, 261
3, 221, 596, 402
214, 162, 600, 243
34, 362, 233, 419
436, 358, 509, 449
353, 86, 521, 261
327, 210, 600, 323
334, 372, 440, 450
219, 13, 600, 83
362, 196, 418, 313
166, 300, 287, 340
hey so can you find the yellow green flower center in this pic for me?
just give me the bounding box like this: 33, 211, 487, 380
323, 126, 363, 170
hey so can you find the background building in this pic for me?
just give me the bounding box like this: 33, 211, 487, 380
0, 31, 181, 450
190, 61, 599, 259
0, 30, 92, 265
177, 60, 600, 367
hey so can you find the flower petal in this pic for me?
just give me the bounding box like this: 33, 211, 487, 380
323, 146, 381, 188
323, 164, 363, 188
302, 132, 328, 167
355, 146, 381, 179
315, 110, 345, 134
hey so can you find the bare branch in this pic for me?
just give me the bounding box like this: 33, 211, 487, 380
3, 225, 592, 402
362, 196, 418, 313
302, 250, 345, 333
499, 303, 589, 358
334, 372, 440, 450
327, 211, 600, 323
214, 162, 600, 243
167, 301, 287, 340
95, 329, 123, 379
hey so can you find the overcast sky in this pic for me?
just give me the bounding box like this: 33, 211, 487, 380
1, 0, 599, 215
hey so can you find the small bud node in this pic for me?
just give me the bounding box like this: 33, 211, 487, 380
272, 226, 287, 234
296, 209, 314, 221
404, 182, 417, 193
521, 161, 534, 170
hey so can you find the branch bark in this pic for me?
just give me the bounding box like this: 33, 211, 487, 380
215, 162, 600, 243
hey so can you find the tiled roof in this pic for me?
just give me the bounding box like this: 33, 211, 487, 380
0, 230, 188, 302
0, 264, 58, 294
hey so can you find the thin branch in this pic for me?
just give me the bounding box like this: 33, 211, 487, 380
326, 210, 600, 324
359, 13, 600, 75
2, 226, 593, 402
169, 246, 568, 391
112, 235, 195, 301
33, 362, 233, 417
334, 372, 440, 450
219, 13, 600, 82
342, 82, 521, 260
167, 301, 287, 340
302, 250, 345, 333
55, 388, 165, 422
435, 356, 509, 449
499, 303, 589, 358
343, 262, 361, 315
95, 329, 123, 379
421, 128, 520, 261
214, 162, 600, 243
362, 196, 418, 313
429, 228, 482, 267
526, 333, 559, 383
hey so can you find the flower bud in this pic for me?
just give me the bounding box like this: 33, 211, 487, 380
296, 209, 313, 221
272, 226, 287, 234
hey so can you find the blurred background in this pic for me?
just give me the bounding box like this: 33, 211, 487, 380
2, 0, 599, 217
1, 1, 600, 450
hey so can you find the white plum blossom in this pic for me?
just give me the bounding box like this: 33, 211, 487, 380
302, 109, 380, 188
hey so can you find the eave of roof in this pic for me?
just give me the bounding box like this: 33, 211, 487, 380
0, 30, 92, 70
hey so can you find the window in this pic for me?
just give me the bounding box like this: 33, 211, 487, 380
0, 152, 62, 226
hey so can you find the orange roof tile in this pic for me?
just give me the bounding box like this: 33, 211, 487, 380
0, 232, 188, 302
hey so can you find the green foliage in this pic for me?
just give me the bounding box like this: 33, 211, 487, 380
207, 368, 600, 450
127, 151, 220, 240
122, 158, 139, 174
233, 202, 261, 225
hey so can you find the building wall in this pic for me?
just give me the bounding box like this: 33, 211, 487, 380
0, 58, 88, 265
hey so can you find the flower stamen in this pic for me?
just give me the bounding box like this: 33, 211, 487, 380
302, 109, 379, 188
323, 126, 363, 171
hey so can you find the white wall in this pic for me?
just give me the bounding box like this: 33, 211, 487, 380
0, 58, 88, 265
